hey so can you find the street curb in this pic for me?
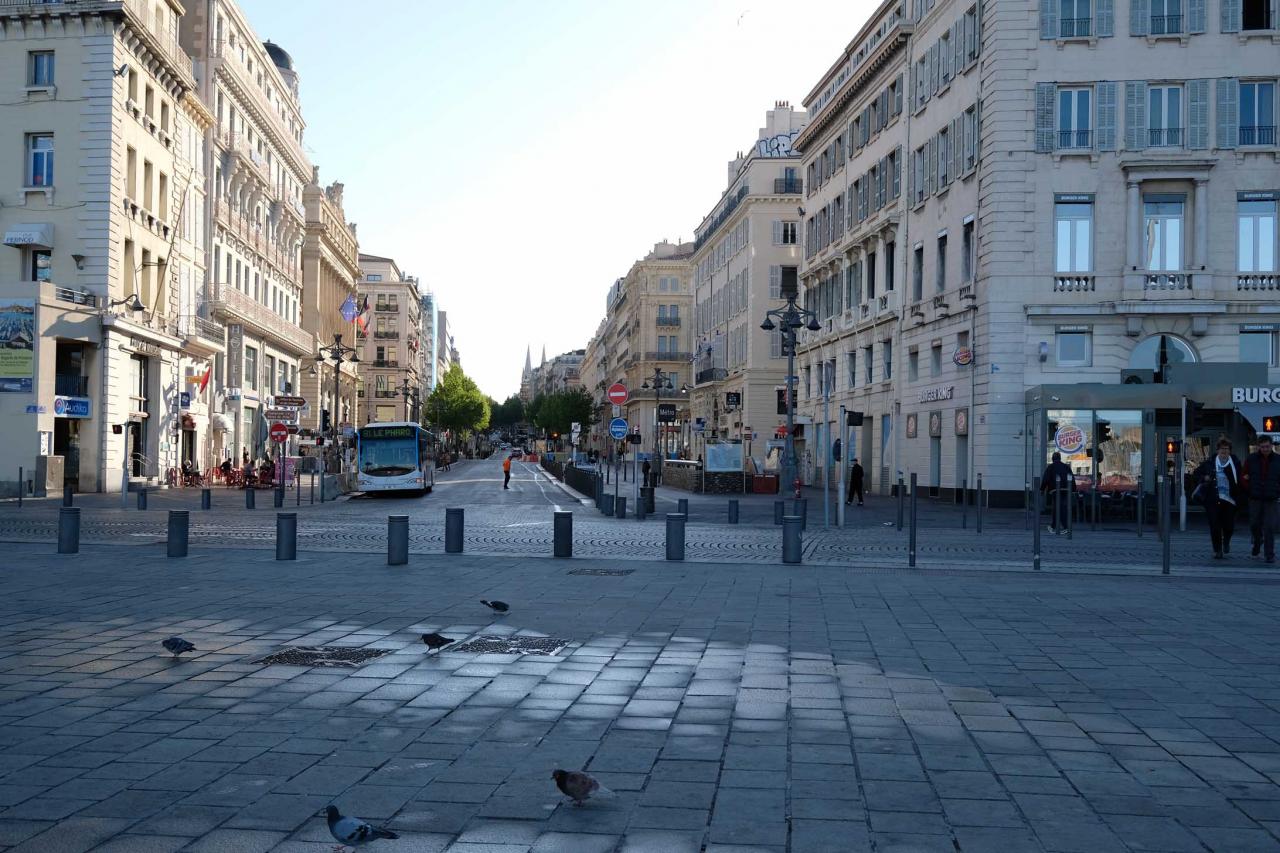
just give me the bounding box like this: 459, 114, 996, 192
541, 469, 592, 506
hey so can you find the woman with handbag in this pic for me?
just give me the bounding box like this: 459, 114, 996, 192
1194, 437, 1242, 559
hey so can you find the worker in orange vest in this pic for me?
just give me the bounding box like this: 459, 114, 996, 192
502, 454, 512, 490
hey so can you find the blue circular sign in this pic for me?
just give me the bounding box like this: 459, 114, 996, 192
609, 417, 629, 440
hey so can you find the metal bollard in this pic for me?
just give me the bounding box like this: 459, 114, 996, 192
616, 496, 627, 518
636, 494, 646, 521
445, 507, 464, 553
57, 507, 80, 554
167, 510, 189, 558
897, 476, 905, 531
909, 473, 918, 568
976, 474, 984, 534
245, 487, 255, 510
794, 498, 808, 531
136, 489, 147, 510
1137, 480, 1144, 538
774, 500, 784, 525
201, 488, 211, 510
1032, 476, 1042, 571
782, 516, 803, 564
603, 493, 615, 516
63, 484, 73, 507
273, 487, 283, 508
1091, 485, 1099, 533
666, 513, 686, 561
387, 514, 408, 565
961, 479, 968, 529
728, 499, 739, 524
677, 498, 689, 517
275, 512, 297, 561
310, 472, 315, 505
553, 510, 573, 558
1066, 486, 1074, 540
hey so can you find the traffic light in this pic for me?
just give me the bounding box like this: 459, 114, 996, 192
1095, 420, 1112, 444
321, 409, 331, 433
1184, 398, 1205, 434
1165, 438, 1181, 455
1263, 415, 1280, 433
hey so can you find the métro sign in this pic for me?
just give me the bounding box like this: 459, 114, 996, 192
607, 383, 629, 405
609, 417, 629, 439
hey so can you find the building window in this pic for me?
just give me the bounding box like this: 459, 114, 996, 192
912, 245, 924, 301
1057, 88, 1092, 149
961, 221, 975, 283
866, 251, 877, 300
847, 351, 856, 387
1148, 85, 1183, 147
936, 234, 948, 292
932, 344, 943, 376
769, 265, 782, 298
908, 349, 920, 381
366, 274, 383, 282
1240, 332, 1277, 366
1055, 199, 1093, 272
804, 366, 812, 398
863, 346, 873, 384
28, 249, 51, 282
1243, 0, 1273, 29
1144, 197, 1184, 271
885, 242, 896, 292
26, 133, 53, 186
245, 346, 258, 391
780, 222, 798, 244
912, 146, 925, 204
28, 51, 54, 87
1059, 0, 1092, 36
1239, 198, 1278, 272
1056, 331, 1092, 367
1239, 82, 1276, 146
963, 107, 978, 170
937, 127, 950, 185
1150, 0, 1183, 33
882, 341, 893, 380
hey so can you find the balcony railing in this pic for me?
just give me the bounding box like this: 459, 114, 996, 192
1238, 273, 1280, 291
374, 303, 399, 313
644, 352, 693, 362
55, 374, 89, 396
207, 283, 314, 354
51, 285, 98, 308
656, 316, 681, 326
1144, 271, 1191, 290
1054, 274, 1096, 292
1057, 129, 1093, 150
1240, 125, 1277, 146
373, 330, 399, 339
1059, 17, 1092, 36
1148, 127, 1184, 147
695, 367, 728, 385
179, 314, 225, 345
1150, 14, 1183, 33
372, 359, 399, 368
773, 178, 804, 194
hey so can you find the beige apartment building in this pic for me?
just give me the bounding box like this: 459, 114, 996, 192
794, 0, 1280, 505
0, 0, 210, 495
356, 253, 422, 425
689, 105, 809, 465
299, 171, 359, 436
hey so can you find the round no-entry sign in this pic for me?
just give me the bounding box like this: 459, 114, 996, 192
269, 422, 289, 443
607, 383, 629, 405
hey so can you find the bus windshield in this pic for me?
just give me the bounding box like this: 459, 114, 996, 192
359, 433, 418, 477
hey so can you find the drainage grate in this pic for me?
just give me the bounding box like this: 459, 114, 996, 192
449, 635, 570, 656
568, 568, 635, 576
253, 646, 393, 668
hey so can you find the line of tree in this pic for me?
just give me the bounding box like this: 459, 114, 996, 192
488, 394, 525, 428
424, 364, 489, 443
526, 388, 595, 438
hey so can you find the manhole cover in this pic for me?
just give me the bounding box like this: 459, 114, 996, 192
253, 646, 393, 668
568, 568, 635, 576
449, 635, 570, 656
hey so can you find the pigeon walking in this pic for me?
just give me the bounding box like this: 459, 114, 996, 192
480, 599, 509, 614
421, 632, 455, 651
325, 804, 398, 849
552, 769, 613, 805
161, 637, 195, 656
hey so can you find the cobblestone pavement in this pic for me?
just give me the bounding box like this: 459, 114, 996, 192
1, 459, 1275, 579
1, 541, 1280, 852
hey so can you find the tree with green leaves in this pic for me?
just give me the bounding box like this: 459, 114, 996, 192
425, 364, 490, 443
533, 387, 595, 436
490, 394, 525, 428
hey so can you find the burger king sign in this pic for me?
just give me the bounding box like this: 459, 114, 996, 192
1054, 424, 1086, 455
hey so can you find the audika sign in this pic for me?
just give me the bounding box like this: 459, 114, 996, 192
53, 395, 91, 418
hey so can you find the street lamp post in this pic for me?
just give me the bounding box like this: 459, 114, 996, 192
315, 333, 359, 470
641, 368, 690, 488
761, 288, 820, 498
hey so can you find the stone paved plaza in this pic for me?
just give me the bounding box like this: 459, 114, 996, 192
1, 528, 1279, 852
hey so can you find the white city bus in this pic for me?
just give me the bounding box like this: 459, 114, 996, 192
356, 422, 434, 495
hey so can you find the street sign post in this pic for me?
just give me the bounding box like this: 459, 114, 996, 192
272, 395, 306, 408
607, 383, 629, 406
269, 422, 289, 444
609, 417, 629, 440
264, 408, 299, 422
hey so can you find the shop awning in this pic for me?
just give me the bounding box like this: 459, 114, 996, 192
3, 223, 53, 250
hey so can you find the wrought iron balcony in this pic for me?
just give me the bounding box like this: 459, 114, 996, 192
1057, 129, 1093, 150
1059, 17, 1092, 36
773, 178, 804, 194
1240, 125, 1277, 146
695, 367, 728, 385
55, 374, 88, 396
1150, 14, 1182, 33
1148, 127, 1184, 147
644, 351, 693, 362
656, 316, 681, 326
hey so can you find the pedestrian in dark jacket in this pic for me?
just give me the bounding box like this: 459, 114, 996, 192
1243, 435, 1280, 562
1194, 437, 1242, 559
1040, 452, 1073, 534
846, 459, 865, 506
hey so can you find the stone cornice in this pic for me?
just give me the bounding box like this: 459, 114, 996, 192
795, 30, 909, 154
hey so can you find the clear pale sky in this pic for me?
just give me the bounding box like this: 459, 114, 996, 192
242, 0, 876, 400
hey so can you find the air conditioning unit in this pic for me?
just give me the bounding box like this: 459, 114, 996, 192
1121, 369, 1155, 384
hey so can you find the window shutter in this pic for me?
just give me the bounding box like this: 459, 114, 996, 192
1130, 0, 1149, 35
1216, 78, 1238, 149
880, 90, 890, 128
1039, 0, 1058, 38
1096, 0, 1114, 35
893, 146, 903, 197
930, 43, 940, 94
894, 74, 904, 114
880, 157, 889, 206
954, 117, 965, 177
1124, 81, 1148, 150
925, 138, 936, 195
772, 220, 783, 244
1096, 81, 1118, 150
1034, 82, 1056, 152
1187, 79, 1209, 149
1220, 0, 1240, 31
1187, 0, 1206, 32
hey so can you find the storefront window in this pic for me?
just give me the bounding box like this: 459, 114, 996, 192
1095, 410, 1142, 491
1128, 334, 1196, 373
1046, 409, 1093, 478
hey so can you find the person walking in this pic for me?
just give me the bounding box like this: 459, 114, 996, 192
502, 454, 512, 490
1040, 452, 1073, 534
1194, 437, 1242, 559
846, 458, 865, 506
1243, 435, 1280, 562
641, 459, 652, 488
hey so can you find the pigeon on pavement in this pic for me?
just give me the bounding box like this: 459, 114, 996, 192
421, 632, 455, 651
325, 804, 398, 849
480, 599, 509, 614
552, 769, 613, 805
161, 637, 195, 656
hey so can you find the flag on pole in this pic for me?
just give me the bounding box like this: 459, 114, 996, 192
339, 294, 358, 323
356, 295, 370, 333
198, 366, 212, 393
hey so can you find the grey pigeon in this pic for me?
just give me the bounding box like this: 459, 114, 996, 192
552, 768, 613, 805
480, 599, 509, 614
162, 637, 195, 656
325, 804, 398, 848
421, 632, 454, 651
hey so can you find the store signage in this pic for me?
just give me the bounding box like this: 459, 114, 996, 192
3, 223, 52, 248
180, 391, 191, 408
1240, 324, 1280, 332
918, 385, 954, 403
1054, 424, 1086, 454
1233, 387, 1280, 403
657, 403, 677, 422
226, 324, 244, 391
725, 391, 741, 408
1239, 191, 1278, 202
952, 347, 973, 367
52, 395, 91, 418
1054, 193, 1095, 203
128, 337, 161, 356
906, 413, 918, 438
955, 408, 969, 436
